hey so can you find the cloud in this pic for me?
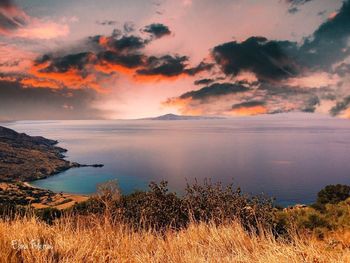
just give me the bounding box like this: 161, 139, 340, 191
98, 51, 145, 68
11, 23, 209, 92
0, 0, 28, 34
212, 37, 299, 82
164, 80, 323, 116
0, 0, 69, 39
179, 82, 248, 100
0, 43, 35, 73
142, 23, 171, 39
123, 21, 135, 33
285, 0, 313, 15
299, 1, 350, 70
286, 0, 313, 6
288, 7, 299, 14
96, 20, 118, 26
0, 79, 106, 120
167, 1, 348, 117
330, 96, 350, 116
194, 78, 214, 85
210, 1, 350, 82
135, 55, 213, 79
230, 101, 267, 116
95, 35, 147, 53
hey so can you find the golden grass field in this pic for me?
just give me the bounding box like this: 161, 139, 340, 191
0, 214, 349, 263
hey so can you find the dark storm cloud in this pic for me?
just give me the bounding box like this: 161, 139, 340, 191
142, 23, 171, 38
211, 0, 350, 84
33, 23, 208, 88
36, 52, 95, 73
299, 1, 350, 70
0, 80, 106, 120
136, 55, 188, 76
98, 51, 144, 68
89, 34, 147, 53
185, 62, 214, 76
166, 77, 327, 115
37, 32, 150, 75
194, 78, 215, 85
212, 37, 298, 80
136, 55, 213, 77
212, 37, 299, 81
180, 83, 248, 100
231, 100, 265, 110
109, 35, 146, 52
330, 96, 350, 116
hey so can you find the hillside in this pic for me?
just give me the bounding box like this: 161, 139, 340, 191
0, 126, 89, 209
0, 126, 77, 182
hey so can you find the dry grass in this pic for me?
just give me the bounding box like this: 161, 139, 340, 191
0, 214, 349, 263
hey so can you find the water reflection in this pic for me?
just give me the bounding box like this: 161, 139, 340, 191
7, 113, 350, 206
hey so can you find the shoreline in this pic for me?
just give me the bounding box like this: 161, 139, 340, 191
22, 181, 90, 197
21, 181, 89, 210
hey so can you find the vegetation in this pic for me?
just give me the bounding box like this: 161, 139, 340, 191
313, 184, 350, 210
1, 215, 349, 263
72, 180, 274, 232
0, 181, 349, 262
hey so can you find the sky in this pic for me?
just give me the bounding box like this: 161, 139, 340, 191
0, 0, 349, 119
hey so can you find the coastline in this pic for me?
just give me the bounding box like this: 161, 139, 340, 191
0, 125, 94, 209
23, 181, 90, 197
22, 181, 89, 210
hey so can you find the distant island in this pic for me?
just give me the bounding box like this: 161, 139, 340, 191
142, 113, 225, 121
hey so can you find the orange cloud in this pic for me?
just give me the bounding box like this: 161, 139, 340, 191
20, 77, 60, 89
0, 75, 17, 82
339, 108, 350, 119
162, 97, 206, 116
226, 105, 268, 116
94, 62, 136, 76
27, 62, 103, 92
133, 73, 187, 83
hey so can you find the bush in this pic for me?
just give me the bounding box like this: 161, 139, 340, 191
183, 179, 273, 231
314, 184, 350, 210
119, 182, 187, 230
71, 179, 274, 232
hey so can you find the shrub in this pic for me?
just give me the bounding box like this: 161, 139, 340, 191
72, 179, 274, 232
119, 181, 187, 230
183, 179, 274, 231
314, 184, 350, 210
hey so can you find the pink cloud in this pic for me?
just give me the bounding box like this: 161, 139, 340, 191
14, 20, 69, 40
0, 1, 69, 39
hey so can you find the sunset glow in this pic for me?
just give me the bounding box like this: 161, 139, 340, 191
0, 0, 349, 119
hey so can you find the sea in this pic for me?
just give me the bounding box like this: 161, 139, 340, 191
6, 113, 350, 207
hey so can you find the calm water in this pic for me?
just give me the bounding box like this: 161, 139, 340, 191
6, 113, 350, 206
